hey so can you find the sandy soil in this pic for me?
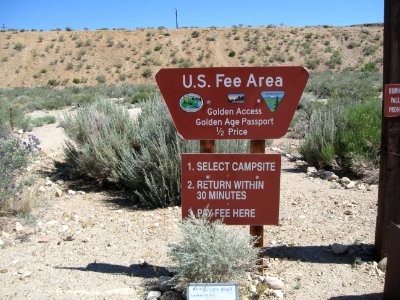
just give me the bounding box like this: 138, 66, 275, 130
0, 121, 384, 299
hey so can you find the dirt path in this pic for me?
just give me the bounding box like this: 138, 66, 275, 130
0, 122, 384, 299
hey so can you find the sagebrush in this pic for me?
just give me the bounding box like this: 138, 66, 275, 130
168, 210, 259, 286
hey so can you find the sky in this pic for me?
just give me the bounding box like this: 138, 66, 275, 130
0, 0, 383, 31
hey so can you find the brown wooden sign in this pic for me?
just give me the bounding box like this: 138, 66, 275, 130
181, 153, 281, 225
384, 84, 400, 117
156, 67, 308, 140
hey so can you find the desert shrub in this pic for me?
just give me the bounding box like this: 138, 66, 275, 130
30, 115, 56, 127
299, 71, 382, 172
13, 42, 25, 51
47, 79, 59, 86
0, 100, 32, 131
191, 31, 200, 38
0, 134, 40, 214
117, 96, 196, 207
61, 96, 248, 208
60, 98, 137, 183
169, 210, 259, 286
228, 50, 236, 57
361, 62, 379, 72
300, 107, 337, 168
304, 58, 320, 70
142, 68, 153, 78
72, 78, 80, 84
326, 50, 342, 69
305, 70, 381, 101
336, 98, 381, 173
363, 45, 378, 56
95, 75, 106, 84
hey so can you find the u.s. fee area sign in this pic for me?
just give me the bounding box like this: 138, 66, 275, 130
156, 67, 309, 140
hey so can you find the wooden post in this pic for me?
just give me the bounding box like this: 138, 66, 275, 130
250, 139, 265, 272
200, 140, 215, 154
375, 0, 400, 260
9, 107, 14, 130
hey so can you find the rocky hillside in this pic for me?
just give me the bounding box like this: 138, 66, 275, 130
0, 25, 383, 87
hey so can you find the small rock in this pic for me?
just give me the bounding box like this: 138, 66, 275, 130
1, 231, 11, 239
37, 236, 50, 243
17, 129, 24, 134
340, 177, 351, 185
0, 239, 4, 247
154, 222, 160, 227
330, 182, 340, 189
19, 271, 32, 280
378, 257, 387, 272
331, 243, 348, 255
160, 291, 183, 300
367, 185, 378, 191
45, 220, 58, 226
306, 167, 317, 176
272, 290, 284, 298
159, 276, 174, 292
265, 276, 284, 290
357, 183, 367, 191
45, 180, 53, 186
377, 269, 385, 277
15, 222, 24, 232
77, 191, 86, 195
38, 186, 46, 193
55, 188, 63, 197
67, 189, 76, 195
344, 181, 356, 189
62, 235, 75, 241
82, 237, 90, 243
249, 285, 257, 294
327, 174, 339, 181
146, 291, 161, 300
60, 225, 69, 232
0, 268, 8, 273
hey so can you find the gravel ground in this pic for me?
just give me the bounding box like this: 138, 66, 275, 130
0, 132, 385, 299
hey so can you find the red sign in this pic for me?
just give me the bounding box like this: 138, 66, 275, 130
181, 153, 281, 225
156, 67, 308, 140
384, 84, 400, 117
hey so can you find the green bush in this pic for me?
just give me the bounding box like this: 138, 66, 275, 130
305, 70, 381, 101
228, 50, 236, 57
0, 134, 39, 213
141, 68, 153, 78
13, 42, 25, 51
191, 31, 200, 38
326, 50, 342, 69
337, 98, 381, 172
300, 108, 337, 168
61, 96, 248, 208
168, 210, 259, 287
0, 100, 32, 131
31, 115, 56, 127
60, 98, 136, 183
95, 75, 106, 84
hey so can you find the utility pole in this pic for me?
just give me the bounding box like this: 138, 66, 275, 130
375, 0, 400, 298
175, 8, 179, 29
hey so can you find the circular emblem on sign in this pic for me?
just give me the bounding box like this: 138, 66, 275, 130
179, 93, 203, 112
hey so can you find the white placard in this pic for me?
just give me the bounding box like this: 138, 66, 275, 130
187, 282, 239, 300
